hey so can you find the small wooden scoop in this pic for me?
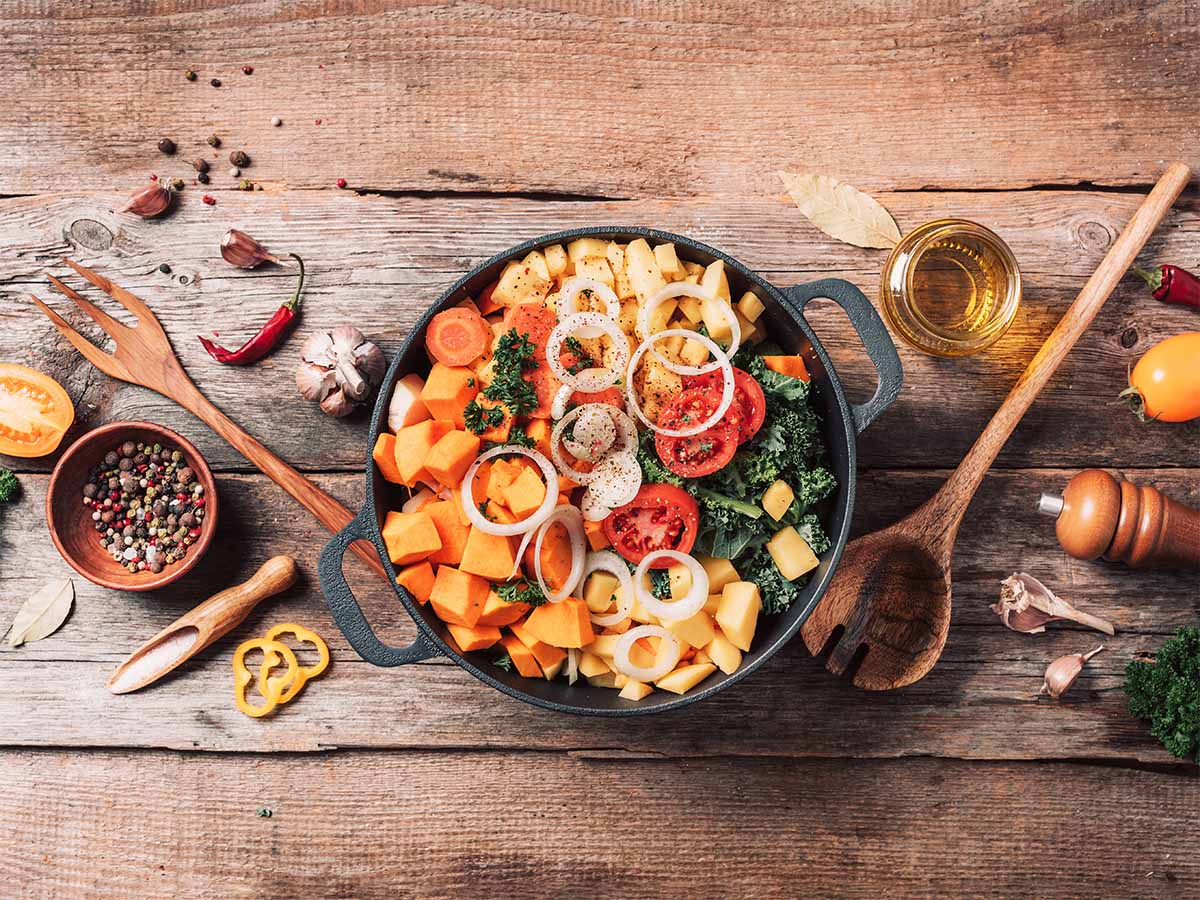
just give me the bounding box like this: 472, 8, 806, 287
802, 162, 1192, 691
108, 555, 299, 694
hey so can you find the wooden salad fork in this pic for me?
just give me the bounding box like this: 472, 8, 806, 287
31, 258, 386, 578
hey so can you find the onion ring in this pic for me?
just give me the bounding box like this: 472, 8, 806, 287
562, 405, 616, 462
550, 383, 574, 421
460, 446, 560, 537
534, 505, 587, 603
558, 277, 621, 337
566, 648, 579, 685
549, 404, 638, 484
638, 283, 741, 375
633, 550, 709, 622
613, 624, 681, 683
583, 551, 635, 627
401, 487, 435, 513
546, 312, 629, 393
625, 329, 734, 437
583, 453, 641, 509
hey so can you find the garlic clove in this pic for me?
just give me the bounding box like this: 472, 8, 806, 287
993, 573, 1115, 636
295, 362, 336, 402
301, 332, 337, 367
220, 228, 282, 268
122, 182, 174, 218
1041, 645, 1104, 698
320, 389, 355, 417
355, 339, 386, 387
334, 358, 368, 401
330, 325, 366, 358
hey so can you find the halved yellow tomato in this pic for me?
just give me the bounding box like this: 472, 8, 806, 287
0, 364, 75, 457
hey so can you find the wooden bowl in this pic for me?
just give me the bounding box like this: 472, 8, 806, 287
46, 421, 219, 592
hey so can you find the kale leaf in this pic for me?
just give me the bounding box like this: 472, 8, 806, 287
1125, 626, 1200, 763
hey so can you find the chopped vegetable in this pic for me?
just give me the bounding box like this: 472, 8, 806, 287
0, 467, 18, 503
1125, 626, 1200, 763
426, 306, 491, 367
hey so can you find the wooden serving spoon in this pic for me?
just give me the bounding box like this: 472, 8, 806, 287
801, 162, 1192, 690
108, 555, 299, 694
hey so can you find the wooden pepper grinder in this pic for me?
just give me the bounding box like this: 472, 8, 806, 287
1036, 469, 1200, 569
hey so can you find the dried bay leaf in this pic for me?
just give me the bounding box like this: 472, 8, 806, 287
777, 171, 901, 250
5, 577, 74, 647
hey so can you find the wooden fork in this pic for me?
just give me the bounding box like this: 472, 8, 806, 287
31, 258, 386, 578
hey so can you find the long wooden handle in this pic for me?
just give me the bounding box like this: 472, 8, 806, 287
172, 378, 387, 579
108, 555, 300, 694
936, 162, 1192, 511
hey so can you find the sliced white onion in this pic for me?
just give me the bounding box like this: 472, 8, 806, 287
562, 405, 616, 462
401, 487, 435, 513
625, 329, 734, 437
550, 383, 574, 421
507, 528, 537, 580
546, 312, 629, 393
534, 505, 587, 603
567, 648, 579, 685
584, 453, 642, 509
644, 284, 740, 376
549, 403, 627, 483
558, 277, 621, 337
584, 551, 635, 627
633, 550, 709, 622
613, 624, 681, 683
460, 446, 560, 537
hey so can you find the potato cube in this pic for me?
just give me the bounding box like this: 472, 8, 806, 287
677, 295, 703, 324
683, 261, 704, 281
624, 238, 668, 303
737, 291, 765, 322
761, 480, 795, 522
706, 633, 743, 675
655, 662, 717, 695
492, 259, 551, 306
703, 594, 722, 616
667, 562, 693, 599
766, 526, 820, 581
586, 633, 621, 659
700, 296, 733, 343
587, 671, 620, 689
618, 299, 639, 334
716, 581, 761, 652
542, 657, 565, 680
698, 556, 740, 592
679, 337, 710, 368
567, 238, 610, 266
645, 297, 678, 338
735, 310, 757, 344
574, 256, 614, 288
665, 610, 716, 650
583, 572, 621, 613
629, 596, 660, 626
700, 259, 731, 302
522, 250, 550, 282
578, 651, 611, 678
544, 243, 569, 277
618, 680, 653, 701
693, 649, 712, 666
653, 242, 682, 278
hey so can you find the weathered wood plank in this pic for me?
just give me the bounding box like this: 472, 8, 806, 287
2, 749, 1196, 899
2, 190, 1197, 474
1, 467, 1194, 760
0, 2, 1197, 195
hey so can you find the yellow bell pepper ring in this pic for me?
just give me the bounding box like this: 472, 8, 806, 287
261, 623, 330, 705
232, 638, 299, 718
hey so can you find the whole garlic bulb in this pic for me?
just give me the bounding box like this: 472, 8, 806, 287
295, 325, 386, 417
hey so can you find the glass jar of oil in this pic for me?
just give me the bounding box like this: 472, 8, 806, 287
879, 219, 1021, 357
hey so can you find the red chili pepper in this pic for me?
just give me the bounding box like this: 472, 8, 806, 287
198, 254, 306, 365
1133, 265, 1200, 310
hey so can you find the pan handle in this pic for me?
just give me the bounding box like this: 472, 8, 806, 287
782, 278, 903, 434
318, 506, 443, 666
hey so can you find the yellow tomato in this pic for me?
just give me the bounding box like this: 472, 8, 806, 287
1122, 332, 1200, 423
0, 364, 75, 457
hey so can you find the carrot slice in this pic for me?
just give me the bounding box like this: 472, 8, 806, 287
426, 307, 490, 367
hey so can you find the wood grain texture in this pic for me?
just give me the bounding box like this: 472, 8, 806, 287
2, 749, 1197, 899
3, 190, 1198, 476
1, 467, 1195, 761
0, 2, 1198, 195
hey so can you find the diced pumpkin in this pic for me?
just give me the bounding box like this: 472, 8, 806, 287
449, 489, 472, 526
395, 560, 436, 605
372, 433, 404, 484
522, 519, 574, 593
446, 622, 501, 653
584, 518, 610, 551
393, 419, 455, 486
485, 458, 522, 506
482, 500, 519, 525
578, 651, 612, 678
523, 597, 594, 648
424, 430, 482, 488
420, 363, 478, 427
655, 662, 717, 695
428, 566, 491, 627
510, 620, 568, 671
499, 633, 542, 677
459, 526, 519, 581
619, 680, 653, 701
716, 581, 762, 652
477, 590, 530, 627
425, 500, 471, 566
524, 418, 553, 458
381, 510, 442, 567
503, 466, 547, 520
761, 355, 810, 382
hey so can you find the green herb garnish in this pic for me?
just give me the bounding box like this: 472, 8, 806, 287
493, 577, 547, 607
0, 467, 19, 504
1125, 626, 1200, 763
464, 400, 506, 434
563, 336, 595, 375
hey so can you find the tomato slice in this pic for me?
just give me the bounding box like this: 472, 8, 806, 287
602, 484, 699, 567
0, 363, 75, 458
685, 367, 766, 444
654, 388, 740, 478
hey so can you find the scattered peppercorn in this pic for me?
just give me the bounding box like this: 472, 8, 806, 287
242, 65, 254, 75
256, 806, 272, 817
239, 179, 254, 191
207, 134, 222, 148
210, 78, 222, 88
157, 138, 176, 155
271, 116, 282, 127
149, 174, 158, 181
192, 158, 209, 173
158, 263, 172, 274
315, 118, 322, 125
229, 150, 250, 168
185, 69, 197, 81
169, 178, 185, 192
197, 172, 210, 184
202, 195, 216, 206
229, 167, 241, 178
336, 178, 347, 189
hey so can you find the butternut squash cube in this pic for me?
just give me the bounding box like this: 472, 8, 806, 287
761, 480, 795, 522
716, 581, 762, 652
372, 433, 404, 484
459, 527, 518, 581
766, 526, 820, 581
423, 430, 481, 489
446, 622, 501, 653
584, 518, 610, 551
618, 680, 653, 701
425, 500, 471, 566
705, 633, 743, 675
522, 520, 574, 594
542, 657, 566, 680
477, 590, 530, 627
393, 420, 455, 486
395, 560, 436, 605
503, 466, 547, 520
524, 597, 594, 648
381, 510, 442, 567
510, 620, 568, 672
761, 355, 810, 382
654, 662, 717, 695
524, 418, 553, 458
499, 634, 542, 677
578, 651, 612, 678
698, 556, 740, 593
428, 566, 491, 627
420, 364, 478, 428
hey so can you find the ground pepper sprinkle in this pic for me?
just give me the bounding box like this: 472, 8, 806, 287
82, 440, 207, 574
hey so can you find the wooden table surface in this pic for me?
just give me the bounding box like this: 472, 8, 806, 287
2, 2, 1198, 897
